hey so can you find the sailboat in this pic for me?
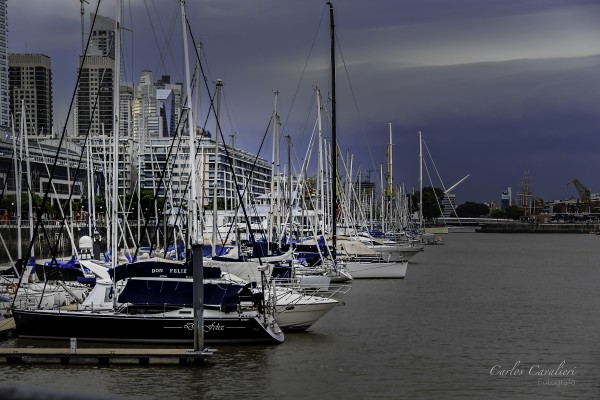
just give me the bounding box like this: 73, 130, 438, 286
323, 2, 408, 279
12, 0, 284, 345
1, 103, 92, 314
346, 124, 423, 265
13, 259, 284, 344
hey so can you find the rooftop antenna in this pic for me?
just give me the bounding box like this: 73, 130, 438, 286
80, 0, 89, 54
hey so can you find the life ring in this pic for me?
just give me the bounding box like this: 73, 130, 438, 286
7, 283, 17, 295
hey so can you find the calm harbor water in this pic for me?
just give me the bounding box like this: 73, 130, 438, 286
1, 232, 599, 399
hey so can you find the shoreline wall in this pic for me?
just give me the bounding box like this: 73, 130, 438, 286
477, 222, 600, 234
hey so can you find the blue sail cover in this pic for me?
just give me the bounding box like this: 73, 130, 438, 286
272, 264, 292, 279
109, 260, 222, 281
202, 245, 232, 258
117, 279, 246, 307
43, 256, 78, 269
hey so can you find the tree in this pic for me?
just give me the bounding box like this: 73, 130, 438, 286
505, 205, 525, 220
490, 209, 506, 219
490, 206, 525, 220
138, 190, 165, 218
456, 202, 490, 218
411, 187, 444, 220
1, 193, 53, 219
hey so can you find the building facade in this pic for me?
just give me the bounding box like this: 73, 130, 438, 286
0, 0, 9, 128
501, 187, 512, 209
74, 14, 115, 138
9, 53, 53, 136
0, 135, 85, 212
140, 133, 271, 211
132, 71, 182, 140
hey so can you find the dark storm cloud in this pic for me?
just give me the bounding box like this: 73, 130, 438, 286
7, 0, 600, 203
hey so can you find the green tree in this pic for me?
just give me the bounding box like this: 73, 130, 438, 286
94, 195, 106, 218
490, 209, 506, 219
411, 187, 444, 220
456, 202, 490, 218
138, 190, 165, 219
490, 206, 525, 220
505, 205, 525, 220
1, 193, 54, 219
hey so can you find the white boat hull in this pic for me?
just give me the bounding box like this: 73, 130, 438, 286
345, 261, 408, 279
369, 245, 423, 262
273, 291, 339, 331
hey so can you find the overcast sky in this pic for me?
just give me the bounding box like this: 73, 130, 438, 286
7, 0, 600, 205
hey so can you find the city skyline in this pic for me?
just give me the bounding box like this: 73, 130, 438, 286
5, 0, 600, 204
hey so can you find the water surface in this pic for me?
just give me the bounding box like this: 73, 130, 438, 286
1, 233, 599, 399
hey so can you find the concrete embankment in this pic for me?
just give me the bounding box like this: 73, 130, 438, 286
477, 222, 600, 234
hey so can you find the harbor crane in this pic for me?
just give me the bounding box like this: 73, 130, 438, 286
568, 179, 591, 204
568, 178, 592, 213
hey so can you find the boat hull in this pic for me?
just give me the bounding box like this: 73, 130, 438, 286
273, 292, 338, 331
345, 261, 408, 279
370, 244, 423, 262
12, 308, 284, 345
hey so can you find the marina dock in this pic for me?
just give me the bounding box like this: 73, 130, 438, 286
0, 347, 214, 366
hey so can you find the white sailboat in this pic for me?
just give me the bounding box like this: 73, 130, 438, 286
12, 0, 283, 346
323, 2, 407, 278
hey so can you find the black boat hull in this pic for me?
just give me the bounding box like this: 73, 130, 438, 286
12, 309, 284, 345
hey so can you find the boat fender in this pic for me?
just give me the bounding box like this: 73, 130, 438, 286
7, 283, 17, 295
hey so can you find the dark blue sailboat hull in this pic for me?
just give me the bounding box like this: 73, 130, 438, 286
12, 308, 283, 345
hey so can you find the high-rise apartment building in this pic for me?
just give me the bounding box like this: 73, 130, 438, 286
74, 14, 115, 138
141, 133, 271, 209
9, 53, 53, 136
0, 0, 9, 128
90, 14, 115, 59
501, 187, 512, 209
132, 71, 182, 140
119, 82, 133, 137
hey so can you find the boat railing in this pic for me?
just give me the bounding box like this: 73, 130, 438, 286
273, 281, 352, 300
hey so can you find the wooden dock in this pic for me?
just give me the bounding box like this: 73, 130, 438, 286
0, 347, 214, 366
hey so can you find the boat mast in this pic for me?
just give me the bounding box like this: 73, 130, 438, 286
180, 0, 204, 353
387, 123, 393, 196
86, 131, 93, 237
286, 133, 292, 244
385, 123, 393, 233
12, 120, 22, 262
316, 88, 325, 235
212, 79, 223, 257
22, 101, 34, 257
111, 0, 122, 285
269, 91, 279, 252
180, 2, 199, 248
419, 130, 423, 232
328, 1, 337, 255
380, 165, 384, 232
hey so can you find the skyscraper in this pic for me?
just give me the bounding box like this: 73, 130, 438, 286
0, 0, 9, 128
132, 71, 182, 140
74, 13, 115, 138
9, 53, 53, 136
501, 187, 512, 210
